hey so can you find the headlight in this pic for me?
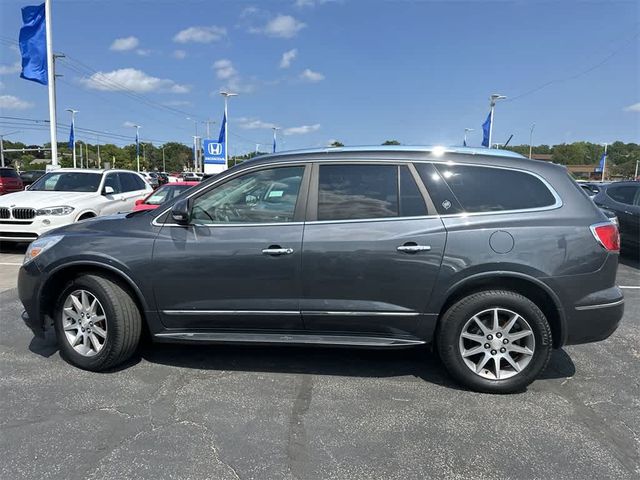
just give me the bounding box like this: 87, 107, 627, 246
24, 235, 63, 264
35, 206, 74, 216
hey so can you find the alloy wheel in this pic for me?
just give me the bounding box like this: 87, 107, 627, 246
61, 289, 108, 357
458, 307, 535, 380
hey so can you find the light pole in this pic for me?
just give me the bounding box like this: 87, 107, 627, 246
488, 94, 507, 149
601, 143, 608, 182
66, 109, 78, 168
202, 119, 215, 139
272, 127, 280, 153
463, 128, 474, 147
96, 134, 100, 168
635, 159, 639, 179
220, 91, 238, 168
529, 123, 536, 159
0, 131, 20, 168
162, 147, 166, 172
131, 125, 141, 172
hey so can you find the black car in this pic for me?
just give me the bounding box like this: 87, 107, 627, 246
593, 181, 640, 252
19, 169, 45, 188
18, 146, 624, 393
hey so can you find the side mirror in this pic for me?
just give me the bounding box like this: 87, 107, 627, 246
24, 184, 30, 190
135, 199, 144, 206
171, 199, 190, 224
103, 186, 115, 195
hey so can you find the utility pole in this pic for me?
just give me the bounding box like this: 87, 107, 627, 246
0, 131, 20, 167
529, 123, 536, 159
601, 143, 608, 182
202, 119, 214, 139
96, 134, 100, 168
635, 159, 639, 179
79, 141, 83, 168
85, 143, 89, 169
162, 147, 166, 172
131, 124, 141, 172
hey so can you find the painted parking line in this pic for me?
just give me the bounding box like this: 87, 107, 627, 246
619, 286, 640, 289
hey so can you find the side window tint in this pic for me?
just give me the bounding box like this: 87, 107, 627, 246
399, 166, 427, 216
318, 165, 398, 221
190, 166, 304, 224
104, 173, 122, 194
606, 185, 638, 206
414, 163, 463, 215
118, 173, 137, 192
434, 164, 556, 213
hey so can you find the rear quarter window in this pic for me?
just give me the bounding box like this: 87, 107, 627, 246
605, 185, 639, 206
0, 169, 20, 179
434, 164, 557, 213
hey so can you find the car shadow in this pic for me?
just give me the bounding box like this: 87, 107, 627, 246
27, 331, 576, 389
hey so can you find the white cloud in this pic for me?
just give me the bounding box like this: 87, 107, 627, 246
294, 0, 333, 7
237, 117, 277, 130
173, 26, 226, 43
80, 68, 190, 94
623, 102, 640, 112
213, 59, 237, 80
173, 49, 187, 60
123, 121, 138, 128
284, 124, 320, 135
0, 95, 33, 110
280, 49, 298, 68
135, 49, 151, 57
256, 15, 306, 38
0, 46, 21, 75
300, 68, 324, 82
110, 36, 139, 52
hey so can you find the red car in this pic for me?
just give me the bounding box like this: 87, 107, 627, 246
132, 181, 198, 212
0, 168, 24, 195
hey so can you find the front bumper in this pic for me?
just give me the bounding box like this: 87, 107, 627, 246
0, 214, 74, 242
18, 260, 46, 337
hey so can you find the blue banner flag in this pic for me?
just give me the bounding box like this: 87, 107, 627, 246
481, 112, 491, 147
68, 120, 74, 150
19, 3, 48, 85
595, 152, 606, 173
463, 138, 467, 147
218, 112, 226, 144
273, 136, 276, 153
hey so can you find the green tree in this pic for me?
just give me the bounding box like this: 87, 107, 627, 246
382, 140, 401, 145
329, 140, 344, 147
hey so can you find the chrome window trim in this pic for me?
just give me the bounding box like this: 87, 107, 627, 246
163, 310, 300, 316
302, 311, 421, 316
153, 157, 563, 227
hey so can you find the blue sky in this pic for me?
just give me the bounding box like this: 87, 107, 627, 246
0, 0, 638, 155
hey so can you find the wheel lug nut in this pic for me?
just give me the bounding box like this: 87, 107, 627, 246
484, 343, 490, 349
81, 327, 85, 332
496, 332, 502, 338
500, 347, 506, 353
491, 350, 497, 355
503, 339, 509, 344
487, 334, 493, 340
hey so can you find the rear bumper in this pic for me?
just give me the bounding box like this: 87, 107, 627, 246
564, 287, 624, 346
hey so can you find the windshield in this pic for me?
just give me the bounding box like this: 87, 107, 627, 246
144, 184, 193, 205
30, 172, 102, 192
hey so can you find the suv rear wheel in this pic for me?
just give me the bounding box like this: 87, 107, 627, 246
437, 290, 552, 393
53, 274, 142, 371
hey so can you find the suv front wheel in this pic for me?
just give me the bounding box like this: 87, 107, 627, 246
54, 273, 142, 371
437, 290, 552, 393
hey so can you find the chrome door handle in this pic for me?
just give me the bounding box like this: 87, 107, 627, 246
397, 245, 431, 253
262, 247, 294, 256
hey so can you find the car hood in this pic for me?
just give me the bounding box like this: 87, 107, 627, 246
0, 190, 96, 208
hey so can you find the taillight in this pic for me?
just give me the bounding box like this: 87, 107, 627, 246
590, 222, 620, 252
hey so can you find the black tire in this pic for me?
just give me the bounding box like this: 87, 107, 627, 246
77, 213, 95, 221
436, 290, 552, 394
53, 274, 142, 371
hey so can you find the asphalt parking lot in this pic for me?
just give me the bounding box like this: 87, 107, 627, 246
0, 243, 638, 480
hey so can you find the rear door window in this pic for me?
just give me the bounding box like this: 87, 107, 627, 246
606, 185, 639, 206
119, 173, 145, 192
433, 164, 556, 213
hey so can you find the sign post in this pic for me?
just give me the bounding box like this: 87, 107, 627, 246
203, 139, 226, 175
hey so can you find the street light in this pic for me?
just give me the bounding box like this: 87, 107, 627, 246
463, 128, 474, 147
220, 91, 238, 168
162, 147, 166, 172
529, 123, 536, 159
488, 94, 507, 149
66, 109, 78, 168
601, 143, 608, 182
186, 117, 199, 171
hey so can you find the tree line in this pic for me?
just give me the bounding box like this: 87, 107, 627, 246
2, 139, 638, 177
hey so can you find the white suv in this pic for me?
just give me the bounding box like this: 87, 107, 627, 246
0, 168, 152, 242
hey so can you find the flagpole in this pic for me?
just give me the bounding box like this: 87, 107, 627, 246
45, 0, 58, 166
220, 92, 237, 169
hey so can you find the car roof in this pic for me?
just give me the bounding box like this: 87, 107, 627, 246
45, 168, 143, 175
240, 145, 566, 175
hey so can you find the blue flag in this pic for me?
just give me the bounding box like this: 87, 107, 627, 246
68, 120, 74, 150
273, 134, 276, 153
595, 152, 606, 173
463, 138, 467, 147
19, 3, 48, 86
218, 112, 226, 144
481, 112, 491, 147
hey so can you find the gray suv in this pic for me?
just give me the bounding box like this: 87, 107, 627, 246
18, 147, 624, 393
